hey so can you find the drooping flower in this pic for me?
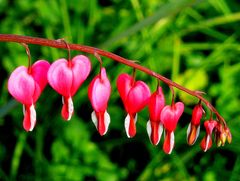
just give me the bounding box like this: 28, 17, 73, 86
200, 119, 217, 152
187, 103, 204, 145
117, 73, 151, 138
88, 67, 111, 136
161, 102, 184, 154
48, 55, 91, 120
147, 86, 165, 145
8, 60, 50, 131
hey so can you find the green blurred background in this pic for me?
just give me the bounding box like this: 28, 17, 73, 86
0, 0, 240, 180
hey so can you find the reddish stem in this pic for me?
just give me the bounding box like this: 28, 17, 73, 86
58, 39, 72, 67
0, 34, 226, 126
21, 43, 32, 73
170, 86, 175, 107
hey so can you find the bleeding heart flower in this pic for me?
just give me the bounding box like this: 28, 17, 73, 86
147, 86, 165, 145
8, 60, 50, 131
200, 120, 217, 152
161, 102, 184, 154
48, 55, 91, 120
117, 73, 150, 138
88, 67, 111, 136
187, 103, 204, 145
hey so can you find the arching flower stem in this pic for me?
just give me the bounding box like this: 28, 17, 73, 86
0, 34, 226, 126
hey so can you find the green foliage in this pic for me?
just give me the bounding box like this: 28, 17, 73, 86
0, 0, 240, 180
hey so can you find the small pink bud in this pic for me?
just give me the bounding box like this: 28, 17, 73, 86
88, 67, 111, 136
161, 102, 184, 154
117, 73, 151, 138
200, 120, 217, 152
187, 104, 204, 145
147, 87, 165, 145
48, 55, 91, 121
8, 60, 50, 131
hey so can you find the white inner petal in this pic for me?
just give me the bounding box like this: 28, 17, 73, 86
124, 114, 130, 138
103, 111, 111, 135
91, 111, 98, 129
196, 125, 200, 142
158, 123, 163, 145
23, 105, 26, 116
146, 120, 152, 141
168, 132, 175, 154
204, 135, 210, 152
134, 114, 138, 123
29, 104, 36, 132
67, 97, 74, 121
186, 123, 191, 141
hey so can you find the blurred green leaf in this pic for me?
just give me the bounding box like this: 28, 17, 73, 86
176, 69, 208, 104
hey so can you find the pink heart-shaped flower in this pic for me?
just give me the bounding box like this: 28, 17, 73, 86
48, 55, 91, 97
147, 86, 165, 145
200, 120, 217, 152
160, 102, 184, 154
48, 55, 91, 120
116, 73, 133, 109
88, 67, 111, 136
117, 73, 150, 138
8, 60, 50, 131
187, 104, 204, 145
161, 102, 184, 132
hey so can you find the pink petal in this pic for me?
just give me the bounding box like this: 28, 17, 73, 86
8, 66, 35, 105
71, 55, 91, 95
31, 60, 50, 91
160, 105, 176, 131
161, 102, 184, 132
174, 102, 185, 121
148, 87, 165, 122
126, 81, 151, 114
88, 68, 111, 112
117, 73, 133, 107
31, 60, 50, 102
191, 104, 203, 125
48, 59, 73, 97
204, 120, 217, 135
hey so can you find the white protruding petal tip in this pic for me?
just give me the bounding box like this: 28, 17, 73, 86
196, 125, 200, 141
91, 111, 98, 129
204, 135, 210, 152
158, 123, 163, 144
23, 105, 26, 116
67, 97, 74, 121
146, 120, 152, 141
103, 111, 111, 135
124, 114, 130, 138
29, 104, 36, 132
187, 123, 191, 138
134, 114, 138, 123
168, 132, 175, 154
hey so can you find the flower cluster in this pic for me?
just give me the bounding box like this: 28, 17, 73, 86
7, 53, 232, 154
